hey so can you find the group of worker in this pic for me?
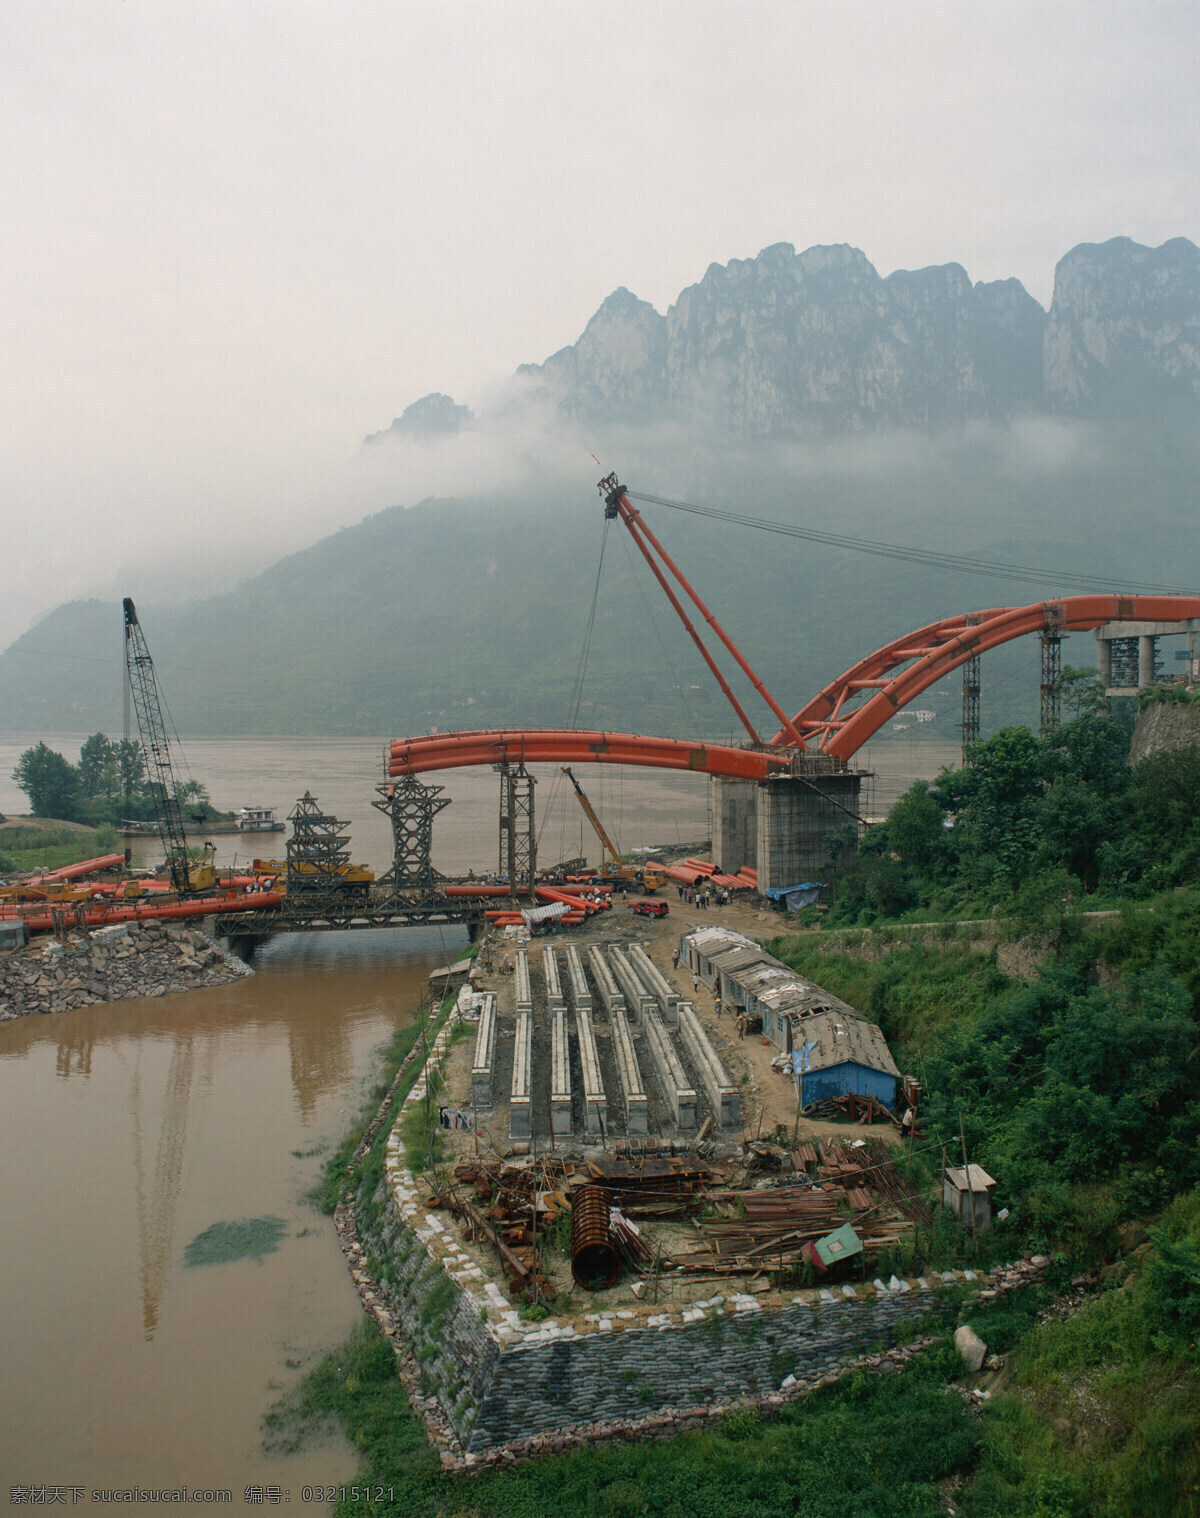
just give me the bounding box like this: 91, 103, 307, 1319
676, 884, 729, 908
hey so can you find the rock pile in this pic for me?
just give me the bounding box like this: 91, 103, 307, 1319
0, 922, 252, 1019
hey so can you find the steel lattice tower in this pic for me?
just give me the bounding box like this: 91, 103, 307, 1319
1040, 625, 1063, 732
498, 763, 536, 897
373, 775, 449, 892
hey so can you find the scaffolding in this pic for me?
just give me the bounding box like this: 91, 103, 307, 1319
498, 762, 536, 897
286, 792, 353, 892
373, 774, 449, 892
1040, 621, 1063, 732
961, 651, 981, 765
1109, 637, 1140, 689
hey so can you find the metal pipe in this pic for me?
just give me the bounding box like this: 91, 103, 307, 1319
570, 1183, 619, 1289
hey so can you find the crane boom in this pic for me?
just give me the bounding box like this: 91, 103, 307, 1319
123, 598, 210, 894
561, 766, 622, 869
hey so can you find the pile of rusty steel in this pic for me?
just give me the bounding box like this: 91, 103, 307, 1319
666, 1136, 933, 1278
581, 1153, 717, 1219
435, 1159, 575, 1301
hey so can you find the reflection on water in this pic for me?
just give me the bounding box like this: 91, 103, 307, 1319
0, 924, 466, 1495
131, 1036, 194, 1341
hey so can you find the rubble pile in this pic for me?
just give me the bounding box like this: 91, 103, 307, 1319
0, 922, 251, 1018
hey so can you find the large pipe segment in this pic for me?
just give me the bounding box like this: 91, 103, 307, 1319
775, 594, 1200, 759
11, 890, 284, 934
388, 729, 789, 781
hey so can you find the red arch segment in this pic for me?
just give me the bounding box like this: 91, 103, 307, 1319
777, 594, 1200, 759
388, 729, 789, 781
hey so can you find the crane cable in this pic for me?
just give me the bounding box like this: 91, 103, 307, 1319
626, 490, 1199, 596
565, 515, 610, 731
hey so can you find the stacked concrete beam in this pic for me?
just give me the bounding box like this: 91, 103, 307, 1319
642, 1012, 698, 1131
550, 1007, 572, 1137
564, 944, 591, 1014
542, 946, 565, 1015
471, 992, 499, 1111
514, 948, 533, 1017
609, 1008, 648, 1135
510, 1011, 532, 1140
627, 944, 680, 1025
586, 945, 625, 1019
678, 1001, 740, 1128
574, 1005, 607, 1136
607, 944, 656, 1028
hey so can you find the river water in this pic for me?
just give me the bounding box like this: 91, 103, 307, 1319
0, 733, 957, 1501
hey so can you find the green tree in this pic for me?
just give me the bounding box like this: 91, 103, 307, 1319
116, 739, 146, 797
174, 778, 211, 820
77, 732, 117, 798
884, 780, 944, 871
1056, 663, 1107, 719
12, 743, 80, 819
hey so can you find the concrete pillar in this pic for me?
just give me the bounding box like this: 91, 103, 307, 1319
1139, 635, 1157, 688
711, 777, 759, 874
1096, 635, 1112, 688
641, 1012, 697, 1132
471, 993, 498, 1110
756, 772, 863, 894
609, 1008, 648, 1135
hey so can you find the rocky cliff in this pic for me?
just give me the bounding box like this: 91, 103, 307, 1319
380, 235, 1199, 440
1044, 237, 1200, 415
1129, 695, 1200, 764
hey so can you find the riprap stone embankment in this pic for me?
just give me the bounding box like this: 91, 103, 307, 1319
0, 922, 251, 1019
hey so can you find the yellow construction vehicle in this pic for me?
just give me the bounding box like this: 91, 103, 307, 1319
251, 857, 375, 898
560, 767, 666, 893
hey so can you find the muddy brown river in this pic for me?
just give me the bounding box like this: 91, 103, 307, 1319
0, 734, 956, 1499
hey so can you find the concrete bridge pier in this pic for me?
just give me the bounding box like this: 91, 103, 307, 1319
712, 766, 864, 893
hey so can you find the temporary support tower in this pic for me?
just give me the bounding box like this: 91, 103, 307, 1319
498, 761, 536, 897
286, 792, 352, 892
373, 773, 449, 891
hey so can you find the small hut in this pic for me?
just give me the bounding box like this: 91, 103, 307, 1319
943, 1165, 996, 1233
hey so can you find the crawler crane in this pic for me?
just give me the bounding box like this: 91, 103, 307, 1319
123, 598, 217, 894
560, 767, 666, 893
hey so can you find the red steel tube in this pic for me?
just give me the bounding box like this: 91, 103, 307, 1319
14, 891, 284, 934
388, 730, 788, 782
31, 854, 126, 883
615, 492, 808, 748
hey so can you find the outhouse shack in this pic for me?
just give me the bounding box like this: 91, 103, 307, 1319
943, 1165, 996, 1233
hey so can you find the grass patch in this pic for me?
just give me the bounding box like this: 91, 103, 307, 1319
318, 1334, 979, 1517
183, 1216, 287, 1266
0, 823, 119, 875
307, 1004, 449, 1216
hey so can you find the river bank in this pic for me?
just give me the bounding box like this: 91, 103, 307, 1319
0, 922, 251, 1020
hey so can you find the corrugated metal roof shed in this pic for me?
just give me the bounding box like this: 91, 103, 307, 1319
788, 1008, 900, 1078
709, 945, 771, 975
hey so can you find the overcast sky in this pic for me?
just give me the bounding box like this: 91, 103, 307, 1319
3, 0, 1197, 648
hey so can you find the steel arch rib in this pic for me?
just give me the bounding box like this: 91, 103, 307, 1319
388, 729, 790, 781
773, 595, 1200, 760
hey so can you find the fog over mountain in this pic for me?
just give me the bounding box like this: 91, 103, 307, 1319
3, 234, 1198, 742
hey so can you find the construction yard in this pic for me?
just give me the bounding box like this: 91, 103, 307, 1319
410, 896, 930, 1325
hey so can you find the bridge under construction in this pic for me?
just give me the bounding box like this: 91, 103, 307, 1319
7, 476, 1200, 943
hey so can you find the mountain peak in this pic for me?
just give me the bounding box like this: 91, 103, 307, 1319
364, 392, 474, 445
